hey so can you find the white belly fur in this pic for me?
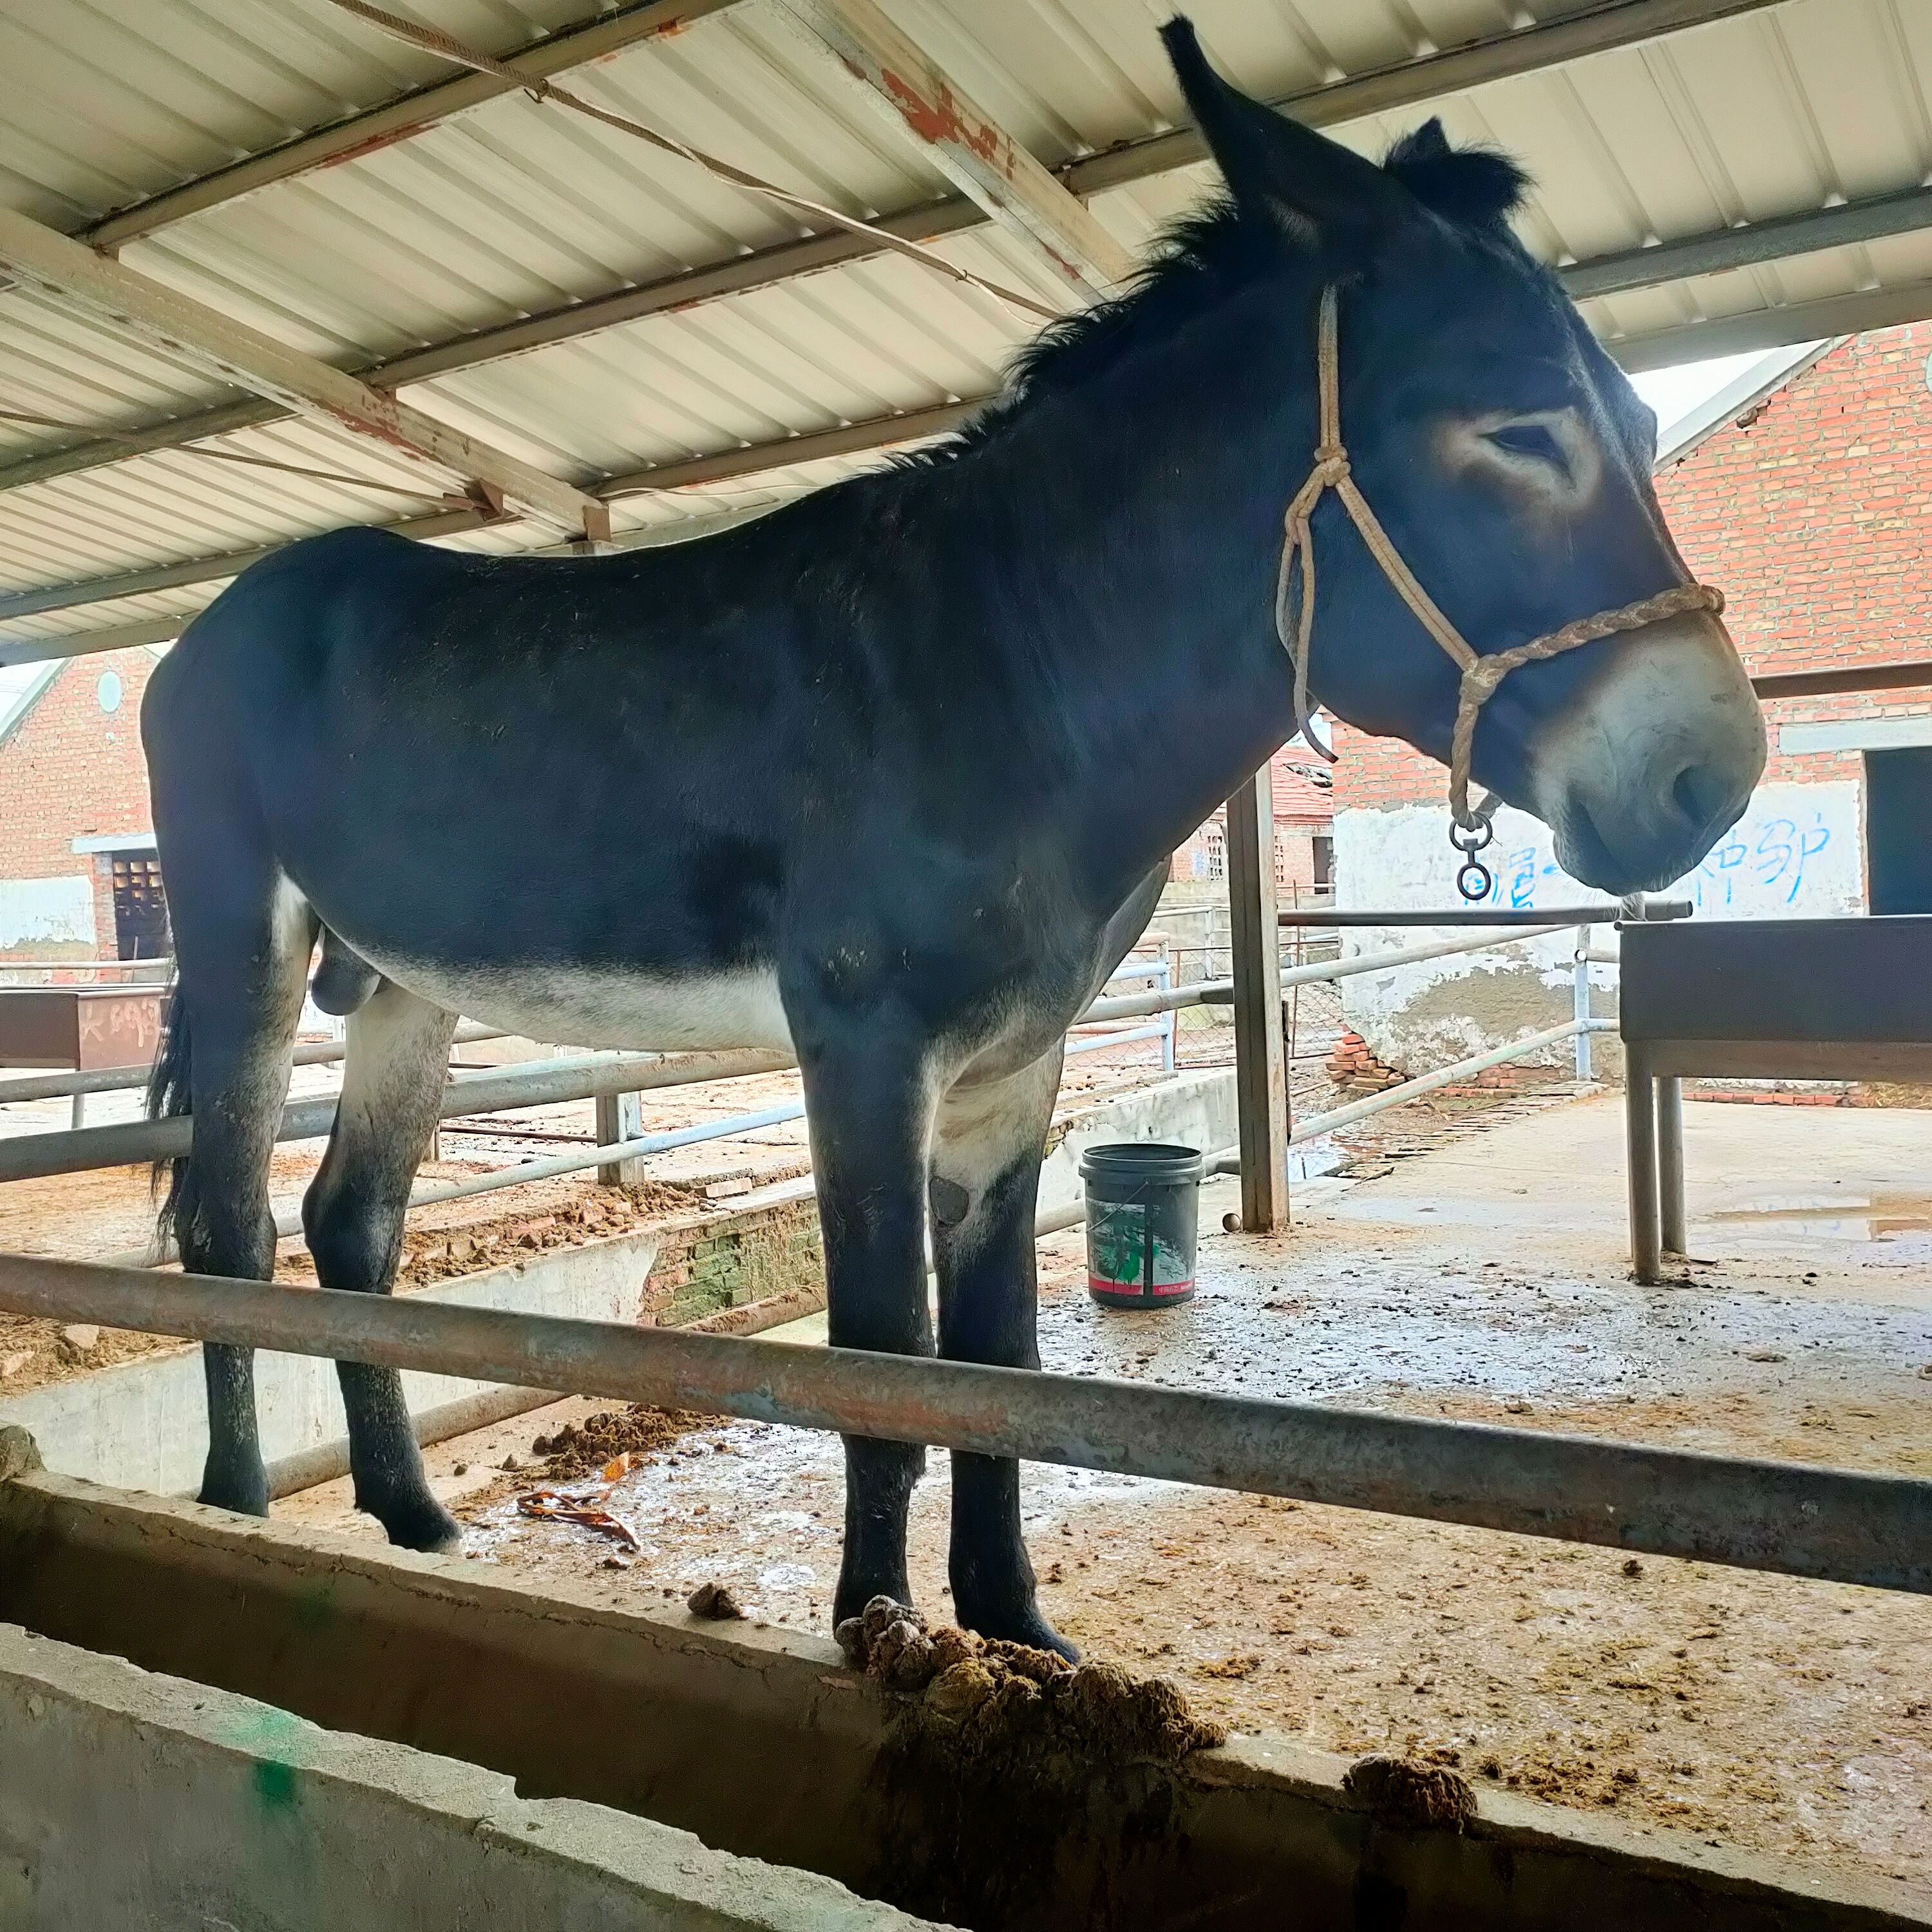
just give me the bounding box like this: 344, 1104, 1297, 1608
351, 947, 796, 1056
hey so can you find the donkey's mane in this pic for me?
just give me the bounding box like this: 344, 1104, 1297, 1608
916, 126, 1533, 462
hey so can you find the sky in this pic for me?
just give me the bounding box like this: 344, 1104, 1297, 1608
1628, 348, 1785, 444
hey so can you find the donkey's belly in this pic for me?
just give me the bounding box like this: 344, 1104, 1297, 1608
349, 944, 796, 1056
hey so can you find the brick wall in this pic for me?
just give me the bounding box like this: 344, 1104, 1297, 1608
1171, 748, 1334, 886
0, 649, 158, 958
1331, 321, 1932, 811
641, 1191, 823, 1327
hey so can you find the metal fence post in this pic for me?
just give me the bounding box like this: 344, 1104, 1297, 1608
1573, 924, 1593, 1083
1225, 767, 1288, 1232
1157, 948, 1176, 1072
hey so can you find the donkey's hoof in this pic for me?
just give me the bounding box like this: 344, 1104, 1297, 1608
198, 1466, 270, 1519
367, 1493, 462, 1553
960, 1599, 1080, 1664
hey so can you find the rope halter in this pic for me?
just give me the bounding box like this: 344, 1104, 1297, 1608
1276, 286, 1725, 900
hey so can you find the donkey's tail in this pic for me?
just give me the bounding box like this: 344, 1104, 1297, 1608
147, 976, 194, 1251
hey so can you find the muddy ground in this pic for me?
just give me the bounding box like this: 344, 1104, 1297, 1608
279, 1092, 1932, 1900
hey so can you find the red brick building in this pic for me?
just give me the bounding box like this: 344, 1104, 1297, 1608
1171, 749, 1334, 898
0, 646, 164, 961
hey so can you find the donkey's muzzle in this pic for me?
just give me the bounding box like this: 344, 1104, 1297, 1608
1530, 613, 1767, 895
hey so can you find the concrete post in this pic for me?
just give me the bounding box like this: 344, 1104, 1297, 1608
596, 1089, 646, 1186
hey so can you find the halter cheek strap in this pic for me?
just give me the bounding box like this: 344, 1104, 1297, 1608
1276, 286, 1725, 895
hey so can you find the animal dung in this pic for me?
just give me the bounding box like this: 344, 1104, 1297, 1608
687, 1580, 744, 1620
1342, 1753, 1477, 1831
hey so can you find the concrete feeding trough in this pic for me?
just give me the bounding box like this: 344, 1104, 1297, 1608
0, 1433, 1920, 1932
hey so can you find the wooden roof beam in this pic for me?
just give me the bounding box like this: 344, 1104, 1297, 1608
764, 0, 1132, 299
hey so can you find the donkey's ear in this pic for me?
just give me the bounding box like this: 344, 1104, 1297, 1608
1160, 17, 1415, 249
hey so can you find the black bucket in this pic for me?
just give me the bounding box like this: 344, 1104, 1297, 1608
1077, 1141, 1205, 1309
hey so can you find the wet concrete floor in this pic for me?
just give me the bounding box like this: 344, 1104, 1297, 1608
284, 1093, 1932, 1896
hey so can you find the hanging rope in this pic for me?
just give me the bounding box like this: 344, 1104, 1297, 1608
321, 0, 1061, 324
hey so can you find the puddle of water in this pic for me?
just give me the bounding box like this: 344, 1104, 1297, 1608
1287, 1137, 1346, 1183
1712, 1190, 1932, 1255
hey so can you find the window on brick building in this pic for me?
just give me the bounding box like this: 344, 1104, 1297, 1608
1204, 824, 1226, 882
109, 854, 171, 960
1865, 750, 1932, 915
1311, 834, 1334, 890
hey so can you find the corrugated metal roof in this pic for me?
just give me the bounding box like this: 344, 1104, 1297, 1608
1, 0, 1929, 642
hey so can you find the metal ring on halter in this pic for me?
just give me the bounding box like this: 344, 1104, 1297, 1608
1450, 817, 1495, 902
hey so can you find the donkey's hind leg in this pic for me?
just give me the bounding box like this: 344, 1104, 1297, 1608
301, 981, 459, 1550
166, 879, 314, 1518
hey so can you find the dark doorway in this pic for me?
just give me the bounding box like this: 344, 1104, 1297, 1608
110, 853, 171, 959
1864, 748, 1932, 914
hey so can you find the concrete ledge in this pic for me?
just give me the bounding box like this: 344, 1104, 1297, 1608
0, 1226, 658, 1497
0, 1620, 946, 1931
1, 1464, 1922, 1932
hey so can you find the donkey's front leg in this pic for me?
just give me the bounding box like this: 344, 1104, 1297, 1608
931, 1048, 1072, 1658
799, 1043, 937, 1626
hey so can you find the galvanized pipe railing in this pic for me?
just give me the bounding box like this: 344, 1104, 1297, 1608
1083, 923, 1573, 1023
1276, 898, 1690, 928
103, 1097, 815, 1269
0, 1047, 795, 1184
0, 1021, 510, 1108
0, 1254, 1924, 1595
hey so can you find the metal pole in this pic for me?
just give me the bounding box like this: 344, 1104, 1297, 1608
1657, 1075, 1687, 1257
0, 1047, 795, 1184
1626, 1041, 1662, 1285
1150, 949, 1175, 1072
1573, 926, 1593, 1083
1278, 900, 1691, 927
1224, 769, 1288, 1231
1081, 925, 1573, 1025
1206, 1018, 1602, 1155
104, 1098, 813, 1270
0, 1023, 508, 1108
1, 1253, 1927, 1594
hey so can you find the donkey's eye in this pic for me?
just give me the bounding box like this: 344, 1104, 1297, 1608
1484, 422, 1568, 473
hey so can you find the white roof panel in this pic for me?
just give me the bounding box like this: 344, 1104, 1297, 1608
0, 0, 1927, 636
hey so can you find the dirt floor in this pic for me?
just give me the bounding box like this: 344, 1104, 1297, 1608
274, 1090, 1932, 1900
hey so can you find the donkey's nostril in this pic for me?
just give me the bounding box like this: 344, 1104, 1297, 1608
1671, 762, 1732, 833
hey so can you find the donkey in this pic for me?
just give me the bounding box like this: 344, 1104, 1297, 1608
144, 20, 1764, 1658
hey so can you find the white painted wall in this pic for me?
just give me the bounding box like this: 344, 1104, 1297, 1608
0, 876, 93, 951
1334, 780, 1863, 1070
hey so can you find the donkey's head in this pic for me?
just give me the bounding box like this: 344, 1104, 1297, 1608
1165, 21, 1765, 894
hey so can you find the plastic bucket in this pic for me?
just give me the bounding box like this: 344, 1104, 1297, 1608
1077, 1142, 1205, 1309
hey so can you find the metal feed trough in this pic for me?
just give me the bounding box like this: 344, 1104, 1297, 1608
1621, 914, 1932, 1281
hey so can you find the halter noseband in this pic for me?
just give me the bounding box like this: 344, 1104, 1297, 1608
1276, 286, 1725, 900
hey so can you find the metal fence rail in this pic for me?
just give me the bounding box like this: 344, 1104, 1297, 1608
1278, 898, 1690, 928
0, 1021, 510, 1107
0, 1047, 796, 1184
0, 1254, 1924, 1596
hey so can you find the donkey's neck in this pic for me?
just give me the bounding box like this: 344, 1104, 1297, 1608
956, 272, 1328, 907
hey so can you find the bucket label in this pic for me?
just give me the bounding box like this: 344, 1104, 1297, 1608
1087, 1200, 1193, 1296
